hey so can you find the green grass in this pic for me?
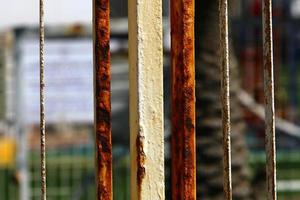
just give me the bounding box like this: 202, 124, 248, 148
0, 167, 19, 200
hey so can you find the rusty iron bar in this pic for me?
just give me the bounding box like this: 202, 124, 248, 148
219, 0, 232, 199
93, 0, 112, 199
39, 0, 47, 198
171, 0, 196, 199
262, 0, 277, 199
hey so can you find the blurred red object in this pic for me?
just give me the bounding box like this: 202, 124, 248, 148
250, 0, 261, 17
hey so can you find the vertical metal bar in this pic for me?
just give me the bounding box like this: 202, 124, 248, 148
262, 0, 277, 199
18, 129, 29, 200
39, 0, 47, 198
170, 0, 196, 199
93, 0, 112, 199
219, 0, 232, 199
128, 0, 165, 199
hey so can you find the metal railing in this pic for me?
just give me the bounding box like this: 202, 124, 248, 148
36, 0, 277, 199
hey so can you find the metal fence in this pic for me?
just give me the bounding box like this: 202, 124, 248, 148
34, 0, 277, 199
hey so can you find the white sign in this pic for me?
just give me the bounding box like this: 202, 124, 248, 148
291, 0, 300, 18
19, 38, 93, 124
0, 0, 91, 29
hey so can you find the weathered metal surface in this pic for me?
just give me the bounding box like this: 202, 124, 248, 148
93, 0, 112, 199
170, 0, 196, 199
128, 0, 165, 199
262, 0, 277, 199
39, 0, 47, 199
219, 0, 232, 199
135, 135, 146, 195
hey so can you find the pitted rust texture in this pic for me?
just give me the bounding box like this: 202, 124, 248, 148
262, 0, 277, 200
94, 0, 112, 199
219, 0, 232, 199
136, 135, 146, 197
171, 0, 196, 199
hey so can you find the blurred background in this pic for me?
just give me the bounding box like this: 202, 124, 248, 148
0, 0, 300, 199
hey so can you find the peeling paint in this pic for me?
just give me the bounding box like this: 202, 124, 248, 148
128, 0, 165, 199
136, 135, 146, 196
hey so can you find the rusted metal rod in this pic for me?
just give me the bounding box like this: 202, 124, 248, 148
39, 0, 47, 198
93, 0, 112, 199
170, 0, 196, 199
219, 0, 232, 199
262, 0, 277, 199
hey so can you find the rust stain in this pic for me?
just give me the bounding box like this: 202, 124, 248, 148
171, 0, 196, 199
262, 0, 277, 200
93, 0, 112, 199
136, 135, 146, 197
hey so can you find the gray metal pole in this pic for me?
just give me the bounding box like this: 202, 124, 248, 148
15, 43, 30, 200
18, 127, 29, 200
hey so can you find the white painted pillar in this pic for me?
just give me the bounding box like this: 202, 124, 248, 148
128, 0, 164, 199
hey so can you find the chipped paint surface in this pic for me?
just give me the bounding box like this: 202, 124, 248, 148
93, 0, 112, 199
262, 0, 277, 199
128, 0, 165, 199
170, 0, 196, 199
219, 0, 232, 199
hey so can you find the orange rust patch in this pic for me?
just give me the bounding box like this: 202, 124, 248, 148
136, 135, 146, 197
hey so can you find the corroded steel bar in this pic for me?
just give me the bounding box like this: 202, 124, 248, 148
39, 0, 47, 198
128, 0, 165, 199
219, 0, 232, 199
93, 0, 112, 199
170, 0, 196, 199
262, 0, 277, 199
